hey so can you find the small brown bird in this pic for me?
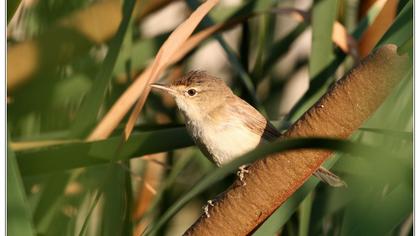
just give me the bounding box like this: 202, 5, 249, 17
151, 70, 345, 187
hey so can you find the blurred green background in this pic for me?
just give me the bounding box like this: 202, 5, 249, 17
7, 0, 413, 235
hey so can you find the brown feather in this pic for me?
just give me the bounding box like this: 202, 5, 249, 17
172, 70, 212, 87
224, 95, 280, 141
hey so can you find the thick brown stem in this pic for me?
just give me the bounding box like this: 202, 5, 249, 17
183, 44, 409, 236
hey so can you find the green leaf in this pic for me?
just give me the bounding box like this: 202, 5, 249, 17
7, 138, 36, 236
340, 183, 412, 236
99, 167, 129, 236
298, 192, 313, 236
287, 0, 338, 123
251, 13, 275, 80
309, 0, 338, 78
16, 126, 193, 176
70, 0, 137, 137
139, 152, 193, 225
32, 173, 71, 234
51, 74, 92, 107
113, 34, 167, 77
261, 22, 308, 77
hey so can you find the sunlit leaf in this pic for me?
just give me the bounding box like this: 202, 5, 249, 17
16, 127, 192, 176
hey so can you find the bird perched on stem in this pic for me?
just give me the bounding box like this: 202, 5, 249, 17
151, 71, 345, 188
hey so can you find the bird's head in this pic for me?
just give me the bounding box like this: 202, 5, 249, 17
151, 71, 233, 121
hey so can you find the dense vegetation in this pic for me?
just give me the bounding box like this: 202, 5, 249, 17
7, 0, 412, 235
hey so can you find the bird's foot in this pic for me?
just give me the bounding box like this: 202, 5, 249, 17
203, 200, 215, 218
237, 164, 250, 186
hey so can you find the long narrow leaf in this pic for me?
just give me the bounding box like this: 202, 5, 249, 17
70, 0, 136, 137
309, 0, 338, 78
7, 139, 36, 236
16, 127, 193, 176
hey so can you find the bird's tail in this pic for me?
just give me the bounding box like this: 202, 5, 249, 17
313, 166, 347, 187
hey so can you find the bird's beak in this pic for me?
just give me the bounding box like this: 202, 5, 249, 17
150, 83, 176, 95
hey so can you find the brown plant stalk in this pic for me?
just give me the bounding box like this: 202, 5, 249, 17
358, 0, 398, 58
183, 44, 409, 236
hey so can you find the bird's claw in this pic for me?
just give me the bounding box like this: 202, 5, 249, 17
237, 165, 250, 186
203, 200, 214, 218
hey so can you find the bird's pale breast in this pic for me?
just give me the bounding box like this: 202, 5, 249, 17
185, 115, 263, 166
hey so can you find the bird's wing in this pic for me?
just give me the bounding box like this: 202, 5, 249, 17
220, 96, 346, 188
223, 96, 280, 141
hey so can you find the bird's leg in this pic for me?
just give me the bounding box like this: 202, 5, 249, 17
202, 165, 250, 218
237, 164, 250, 186
202, 191, 226, 218
203, 200, 215, 218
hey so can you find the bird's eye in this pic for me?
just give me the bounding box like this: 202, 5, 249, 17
187, 89, 197, 96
